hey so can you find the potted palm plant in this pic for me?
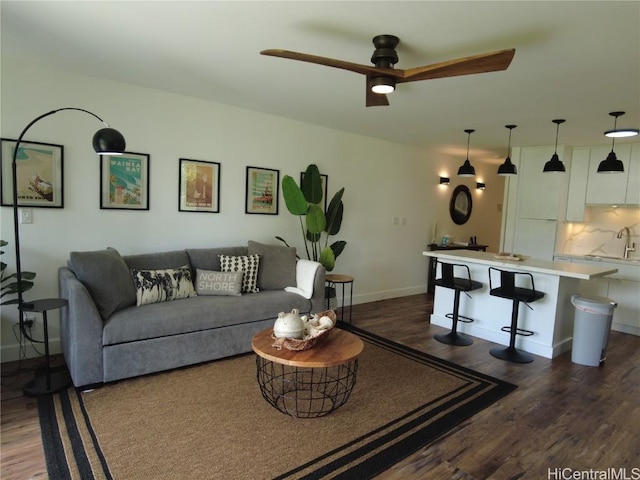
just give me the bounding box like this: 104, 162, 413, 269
277, 164, 346, 272
1, 239, 36, 305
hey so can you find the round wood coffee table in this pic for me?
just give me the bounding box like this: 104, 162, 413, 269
251, 328, 364, 418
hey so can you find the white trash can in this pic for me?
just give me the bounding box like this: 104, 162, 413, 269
570, 294, 617, 367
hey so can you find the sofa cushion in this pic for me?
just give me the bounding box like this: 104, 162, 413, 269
69, 247, 136, 319
123, 250, 190, 271
131, 265, 197, 306
195, 270, 243, 296
247, 241, 296, 290
219, 254, 260, 293
186, 247, 248, 271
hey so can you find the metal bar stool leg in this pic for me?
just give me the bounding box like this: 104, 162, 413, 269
434, 290, 473, 346
490, 300, 534, 363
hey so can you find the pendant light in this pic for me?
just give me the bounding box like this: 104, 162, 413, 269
543, 119, 566, 173
598, 112, 625, 173
497, 125, 517, 176
457, 129, 476, 177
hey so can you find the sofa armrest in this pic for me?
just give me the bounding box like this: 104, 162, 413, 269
310, 264, 326, 313
58, 267, 104, 386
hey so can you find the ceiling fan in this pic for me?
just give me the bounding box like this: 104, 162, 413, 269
261, 35, 515, 107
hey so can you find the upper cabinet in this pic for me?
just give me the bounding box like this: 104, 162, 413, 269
585, 144, 639, 205
566, 147, 590, 222
518, 146, 567, 220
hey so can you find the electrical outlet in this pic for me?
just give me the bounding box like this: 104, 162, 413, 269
23, 313, 36, 330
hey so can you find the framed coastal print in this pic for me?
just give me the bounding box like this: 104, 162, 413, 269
246, 166, 279, 215
300, 171, 328, 211
1, 138, 64, 208
179, 158, 220, 213
100, 152, 149, 210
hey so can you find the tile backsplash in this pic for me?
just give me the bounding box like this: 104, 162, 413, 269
560, 206, 640, 259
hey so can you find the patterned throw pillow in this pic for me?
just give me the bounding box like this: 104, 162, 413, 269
195, 270, 243, 296
131, 265, 197, 306
218, 254, 260, 293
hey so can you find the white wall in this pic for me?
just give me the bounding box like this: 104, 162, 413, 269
1, 60, 442, 360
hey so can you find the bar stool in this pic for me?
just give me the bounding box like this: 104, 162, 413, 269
433, 260, 483, 346
488, 267, 545, 363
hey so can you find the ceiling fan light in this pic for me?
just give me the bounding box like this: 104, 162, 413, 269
543, 153, 566, 173
597, 151, 624, 173
497, 157, 517, 176
370, 76, 395, 94
604, 128, 639, 138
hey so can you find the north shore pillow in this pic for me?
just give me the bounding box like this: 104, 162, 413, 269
218, 254, 260, 293
130, 265, 197, 306
69, 247, 136, 319
195, 270, 243, 296
247, 241, 296, 290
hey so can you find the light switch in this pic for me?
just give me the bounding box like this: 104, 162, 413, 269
19, 208, 33, 224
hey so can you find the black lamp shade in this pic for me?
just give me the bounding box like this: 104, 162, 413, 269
457, 159, 475, 177
497, 157, 517, 176
543, 153, 566, 173
597, 151, 624, 173
93, 127, 126, 154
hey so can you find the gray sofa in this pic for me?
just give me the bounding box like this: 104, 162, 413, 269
58, 242, 325, 387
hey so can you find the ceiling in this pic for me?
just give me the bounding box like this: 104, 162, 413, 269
2, 1, 639, 163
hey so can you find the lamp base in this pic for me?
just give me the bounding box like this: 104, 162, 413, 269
23, 369, 72, 397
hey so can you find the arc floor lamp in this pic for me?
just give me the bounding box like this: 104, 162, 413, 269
10, 107, 125, 395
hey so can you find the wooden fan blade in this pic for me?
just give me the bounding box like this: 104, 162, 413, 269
366, 77, 389, 107
399, 48, 516, 83
261, 49, 402, 78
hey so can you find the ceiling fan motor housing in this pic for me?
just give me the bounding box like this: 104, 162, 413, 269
371, 34, 399, 68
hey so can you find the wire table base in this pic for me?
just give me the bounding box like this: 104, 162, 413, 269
255, 356, 359, 418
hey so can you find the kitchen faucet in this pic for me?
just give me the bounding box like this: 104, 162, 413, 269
616, 227, 636, 259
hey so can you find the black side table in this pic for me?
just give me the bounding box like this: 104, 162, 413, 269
21, 298, 72, 397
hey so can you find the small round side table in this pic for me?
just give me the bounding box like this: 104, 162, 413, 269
325, 274, 354, 324
21, 298, 72, 397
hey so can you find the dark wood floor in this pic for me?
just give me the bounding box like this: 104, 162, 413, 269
1, 293, 639, 479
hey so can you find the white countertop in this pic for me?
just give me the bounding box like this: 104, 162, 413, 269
422, 250, 618, 280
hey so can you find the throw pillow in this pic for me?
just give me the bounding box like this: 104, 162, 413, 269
69, 247, 136, 319
247, 241, 296, 290
218, 254, 260, 293
195, 269, 243, 296
131, 265, 197, 306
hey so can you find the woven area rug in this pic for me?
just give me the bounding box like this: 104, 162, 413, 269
39, 325, 516, 479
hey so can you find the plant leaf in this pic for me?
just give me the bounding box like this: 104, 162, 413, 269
301, 164, 323, 205
319, 247, 336, 271
281, 176, 308, 216
330, 240, 347, 259
325, 188, 344, 235
306, 204, 326, 234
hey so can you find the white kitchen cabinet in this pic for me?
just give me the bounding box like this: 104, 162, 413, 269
566, 147, 590, 222
518, 146, 565, 219
514, 218, 558, 260
624, 144, 640, 205
608, 278, 640, 335
585, 145, 632, 205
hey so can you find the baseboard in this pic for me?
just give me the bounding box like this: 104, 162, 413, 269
0, 337, 62, 363
612, 322, 639, 336
347, 285, 428, 306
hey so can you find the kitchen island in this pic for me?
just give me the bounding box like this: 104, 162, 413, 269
422, 250, 618, 359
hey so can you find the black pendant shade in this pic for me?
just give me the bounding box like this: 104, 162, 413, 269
497, 125, 517, 176
93, 127, 126, 155
597, 150, 624, 173
457, 129, 476, 177
543, 119, 566, 173
598, 112, 626, 174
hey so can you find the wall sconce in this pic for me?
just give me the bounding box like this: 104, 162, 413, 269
439, 177, 450, 185
476, 182, 486, 190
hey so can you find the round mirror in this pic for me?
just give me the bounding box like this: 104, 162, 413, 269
450, 185, 472, 225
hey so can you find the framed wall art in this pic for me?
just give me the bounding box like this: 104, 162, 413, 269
246, 166, 279, 215
100, 152, 149, 210
179, 158, 220, 213
300, 171, 328, 211
1, 138, 64, 208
